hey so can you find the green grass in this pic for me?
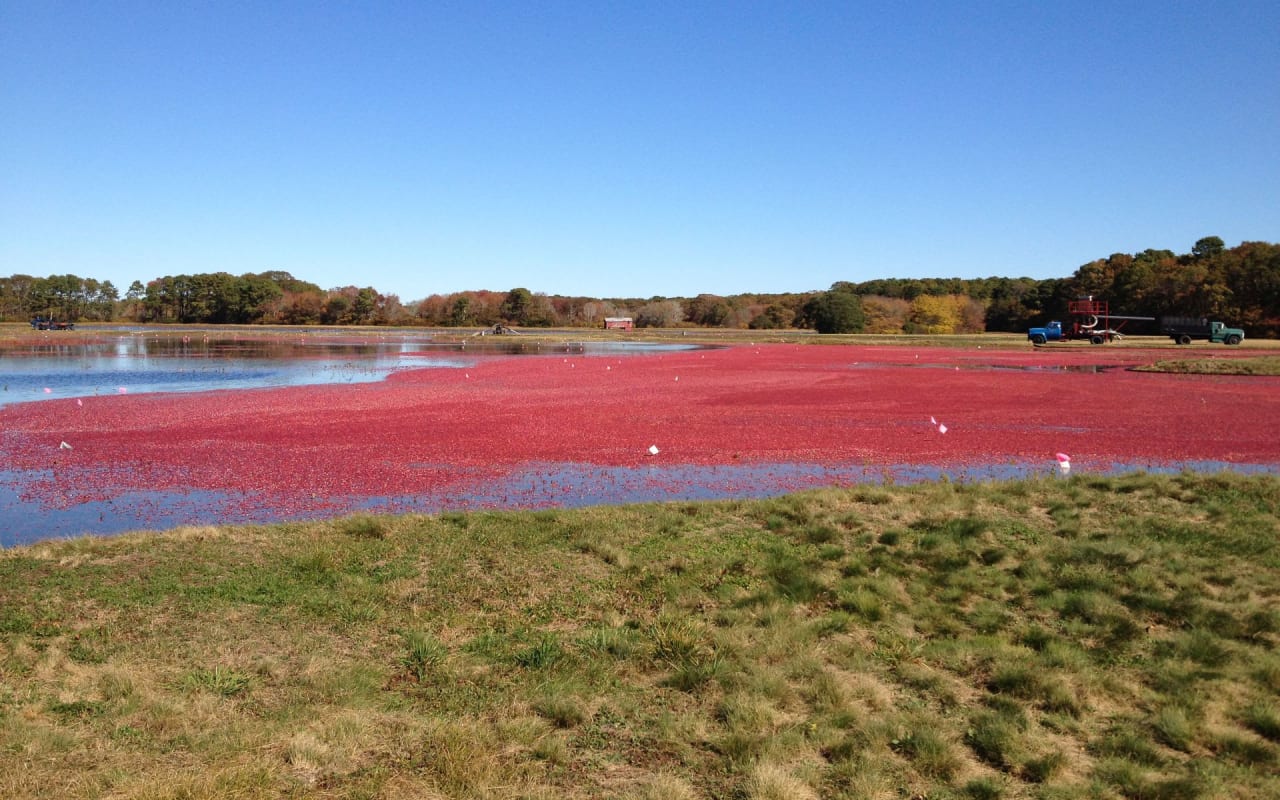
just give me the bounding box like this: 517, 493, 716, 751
1, 472, 1278, 798
1134, 355, 1280, 375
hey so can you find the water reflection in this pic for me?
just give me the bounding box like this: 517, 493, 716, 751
2, 459, 1275, 548
0, 333, 700, 408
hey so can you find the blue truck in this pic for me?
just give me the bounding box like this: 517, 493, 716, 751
1027, 319, 1111, 345
1027, 298, 1133, 344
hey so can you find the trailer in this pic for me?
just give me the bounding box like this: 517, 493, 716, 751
1160, 317, 1244, 345
1027, 299, 1152, 345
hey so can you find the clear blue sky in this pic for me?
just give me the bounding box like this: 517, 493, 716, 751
3, 1, 1277, 301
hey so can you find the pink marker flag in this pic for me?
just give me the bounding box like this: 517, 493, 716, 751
118, 387, 128, 394
938, 423, 948, 434
44, 387, 52, 394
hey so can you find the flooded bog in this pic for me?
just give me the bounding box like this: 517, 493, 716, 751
2, 341, 1277, 546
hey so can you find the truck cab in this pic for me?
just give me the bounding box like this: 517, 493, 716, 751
1028, 320, 1111, 345
1027, 321, 1063, 345
1205, 321, 1244, 345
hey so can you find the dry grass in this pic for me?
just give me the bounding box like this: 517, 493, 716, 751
1, 472, 1278, 798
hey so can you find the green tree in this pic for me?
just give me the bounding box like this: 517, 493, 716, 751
799, 288, 864, 334
449, 295, 473, 326
685, 294, 733, 326
91, 280, 119, 320
234, 274, 284, 323
351, 287, 378, 324
28, 274, 88, 320
983, 278, 1046, 332
320, 293, 351, 325
1192, 236, 1225, 259
0, 275, 37, 320
748, 303, 793, 330
500, 287, 534, 325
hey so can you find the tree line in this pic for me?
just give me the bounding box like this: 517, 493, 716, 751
2, 237, 1276, 336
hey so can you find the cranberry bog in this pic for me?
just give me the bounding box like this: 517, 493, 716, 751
3, 337, 1279, 544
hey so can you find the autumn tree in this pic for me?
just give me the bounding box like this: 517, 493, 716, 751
907, 294, 962, 334
635, 299, 685, 328
684, 294, 733, 327
861, 296, 910, 334
579, 300, 617, 327
747, 303, 794, 329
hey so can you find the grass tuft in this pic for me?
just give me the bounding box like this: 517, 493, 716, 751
1240, 701, 1280, 743
338, 514, 387, 539
1151, 705, 1196, 752
962, 776, 1005, 800
965, 708, 1025, 770
400, 630, 448, 682
533, 692, 587, 728
891, 726, 961, 779
514, 634, 565, 670
183, 666, 252, 697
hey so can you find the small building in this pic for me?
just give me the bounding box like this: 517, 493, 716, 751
603, 317, 634, 330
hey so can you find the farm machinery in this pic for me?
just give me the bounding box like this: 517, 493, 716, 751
1027, 299, 1148, 345
30, 316, 75, 331
1028, 299, 1245, 346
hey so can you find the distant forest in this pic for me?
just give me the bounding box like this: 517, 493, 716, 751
3, 237, 1277, 337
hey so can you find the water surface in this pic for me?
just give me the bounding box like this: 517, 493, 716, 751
3, 459, 1275, 548
0, 332, 697, 408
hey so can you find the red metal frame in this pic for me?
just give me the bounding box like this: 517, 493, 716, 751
1064, 299, 1108, 338
1066, 299, 1108, 317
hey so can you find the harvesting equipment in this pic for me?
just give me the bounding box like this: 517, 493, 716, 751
1029, 300, 1246, 346
1027, 299, 1151, 345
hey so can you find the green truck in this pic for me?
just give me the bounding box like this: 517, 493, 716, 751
1161, 317, 1245, 345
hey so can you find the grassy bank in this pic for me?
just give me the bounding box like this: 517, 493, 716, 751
7, 320, 1279, 352
1134, 356, 1280, 376
2, 473, 1279, 799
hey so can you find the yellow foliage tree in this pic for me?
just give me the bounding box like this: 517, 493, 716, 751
908, 294, 963, 334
